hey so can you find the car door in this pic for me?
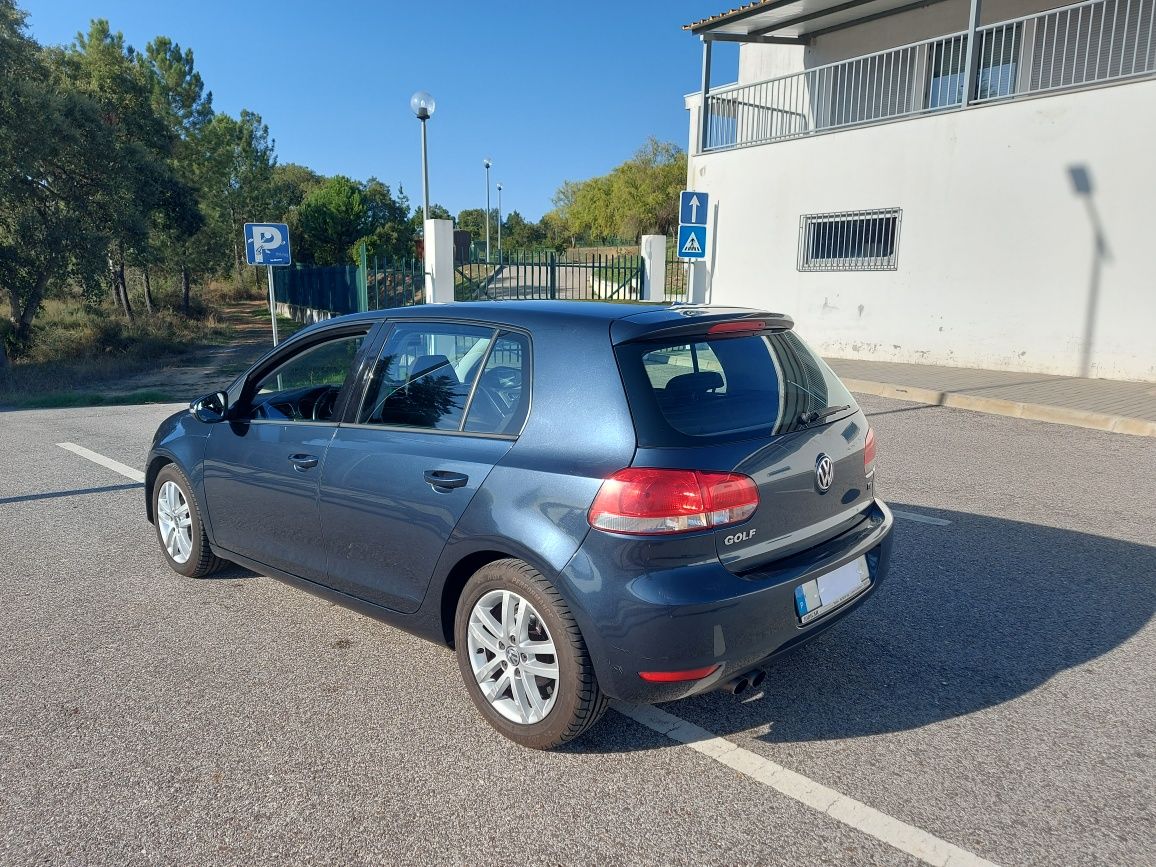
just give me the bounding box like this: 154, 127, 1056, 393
202, 324, 377, 580
319, 321, 531, 613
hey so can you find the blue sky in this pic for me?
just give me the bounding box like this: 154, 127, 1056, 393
21, 1, 738, 221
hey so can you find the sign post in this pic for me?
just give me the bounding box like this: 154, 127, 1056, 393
677, 190, 710, 304
244, 223, 292, 345
677, 190, 709, 261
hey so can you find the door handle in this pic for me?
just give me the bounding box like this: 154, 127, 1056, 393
289, 453, 319, 472
424, 469, 469, 491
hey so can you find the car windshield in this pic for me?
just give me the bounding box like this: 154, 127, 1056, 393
616, 330, 856, 444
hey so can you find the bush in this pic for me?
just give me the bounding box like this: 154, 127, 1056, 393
23, 299, 228, 365
0, 297, 233, 403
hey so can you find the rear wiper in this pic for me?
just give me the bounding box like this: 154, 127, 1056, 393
797, 404, 851, 427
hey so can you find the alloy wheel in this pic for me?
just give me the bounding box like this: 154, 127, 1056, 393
466, 589, 559, 724
156, 480, 193, 565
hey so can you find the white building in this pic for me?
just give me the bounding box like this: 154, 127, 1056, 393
684, 0, 1155, 381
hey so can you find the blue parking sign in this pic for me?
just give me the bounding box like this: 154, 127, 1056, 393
679, 190, 709, 226
244, 223, 292, 266
677, 225, 707, 260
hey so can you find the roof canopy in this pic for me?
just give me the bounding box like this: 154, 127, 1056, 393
684, 0, 947, 43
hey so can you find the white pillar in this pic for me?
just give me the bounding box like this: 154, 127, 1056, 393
424, 218, 455, 304
688, 261, 710, 305
640, 235, 667, 302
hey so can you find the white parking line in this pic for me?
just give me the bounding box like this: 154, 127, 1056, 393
57, 443, 145, 484
892, 509, 953, 526
57, 439, 981, 863
613, 702, 999, 867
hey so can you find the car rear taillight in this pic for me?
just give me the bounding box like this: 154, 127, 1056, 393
588, 468, 758, 535
639, 665, 720, 683
864, 427, 876, 471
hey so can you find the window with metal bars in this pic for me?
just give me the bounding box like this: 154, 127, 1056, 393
798, 208, 902, 272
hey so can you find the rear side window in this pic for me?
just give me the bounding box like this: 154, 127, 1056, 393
359, 322, 493, 431
357, 322, 530, 436
617, 330, 856, 445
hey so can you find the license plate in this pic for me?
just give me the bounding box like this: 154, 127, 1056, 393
794, 556, 870, 625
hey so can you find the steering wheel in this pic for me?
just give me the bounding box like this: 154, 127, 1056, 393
479, 366, 522, 411
311, 387, 339, 421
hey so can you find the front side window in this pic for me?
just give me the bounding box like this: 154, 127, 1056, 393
357, 322, 531, 436
249, 332, 367, 422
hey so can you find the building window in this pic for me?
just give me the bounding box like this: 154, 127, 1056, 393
928, 36, 968, 109
977, 24, 1022, 100
798, 208, 902, 272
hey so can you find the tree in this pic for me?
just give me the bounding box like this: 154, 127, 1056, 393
544, 138, 687, 244
136, 34, 213, 310
195, 109, 277, 290
0, 4, 135, 366
358, 179, 413, 261
409, 202, 452, 236
140, 36, 213, 139
500, 210, 547, 250
59, 19, 183, 319
456, 208, 499, 246
271, 162, 323, 216
294, 176, 367, 265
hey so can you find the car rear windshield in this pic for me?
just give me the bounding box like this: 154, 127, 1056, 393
615, 329, 857, 446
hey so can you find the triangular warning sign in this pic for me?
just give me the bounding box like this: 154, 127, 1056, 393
681, 233, 702, 254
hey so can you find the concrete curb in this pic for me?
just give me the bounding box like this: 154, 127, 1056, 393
842, 378, 1156, 438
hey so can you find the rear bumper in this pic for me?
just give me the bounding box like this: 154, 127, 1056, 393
559, 499, 894, 703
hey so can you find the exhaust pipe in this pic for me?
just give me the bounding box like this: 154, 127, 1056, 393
721, 668, 766, 696
722, 675, 750, 695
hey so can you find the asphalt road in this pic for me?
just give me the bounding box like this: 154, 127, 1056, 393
1, 394, 1153, 866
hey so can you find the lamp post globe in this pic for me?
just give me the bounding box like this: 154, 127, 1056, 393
410, 91, 435, 121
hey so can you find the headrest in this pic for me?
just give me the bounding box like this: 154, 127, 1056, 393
665, 371, 724, 394
410, 355, 458, 384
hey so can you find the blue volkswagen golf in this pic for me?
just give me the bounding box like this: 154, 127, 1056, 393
146, 302, 893, 748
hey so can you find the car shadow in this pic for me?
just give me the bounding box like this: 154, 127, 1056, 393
203, 562, 261, 581
576, 503, 1156, 752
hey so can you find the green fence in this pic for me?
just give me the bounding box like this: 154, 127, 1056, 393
665, 247, 689, 299
454, 249, 644, 301
272, 252, 424, 318
365, 256, 424, 309
272, 265, 360, 315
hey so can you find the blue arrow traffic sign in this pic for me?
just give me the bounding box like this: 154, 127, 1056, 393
679, 190, 709, 226
677, 225, 707, 260
244, 223, 292, 266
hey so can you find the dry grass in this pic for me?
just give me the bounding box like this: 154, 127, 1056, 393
1, 296, 234, 407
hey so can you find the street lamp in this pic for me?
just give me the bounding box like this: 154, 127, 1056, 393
410, 91, 435, 222
483, 157, 492, 262
496, 183, 503, 257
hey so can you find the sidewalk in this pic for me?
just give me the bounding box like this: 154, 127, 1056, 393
825, 358, 1156, 437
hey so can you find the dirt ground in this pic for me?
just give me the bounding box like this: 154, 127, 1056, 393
102, 300, 292, 400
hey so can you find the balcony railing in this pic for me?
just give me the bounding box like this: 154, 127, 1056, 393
702, 0, 1155, 151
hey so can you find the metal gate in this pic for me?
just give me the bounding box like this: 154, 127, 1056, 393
272, 255, 424, 320
455, 250, 644, 302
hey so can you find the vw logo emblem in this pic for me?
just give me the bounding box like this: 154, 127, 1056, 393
815, 454, 834, 492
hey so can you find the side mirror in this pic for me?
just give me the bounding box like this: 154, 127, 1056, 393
191, 390, 229, 423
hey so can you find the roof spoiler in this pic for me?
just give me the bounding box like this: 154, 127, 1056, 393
611, 308, 794, 344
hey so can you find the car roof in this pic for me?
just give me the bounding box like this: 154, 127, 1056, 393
313, 301, 790, 342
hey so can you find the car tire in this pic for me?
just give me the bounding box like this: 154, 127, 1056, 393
454, 558, 608, 749
153, 464, 223, 579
